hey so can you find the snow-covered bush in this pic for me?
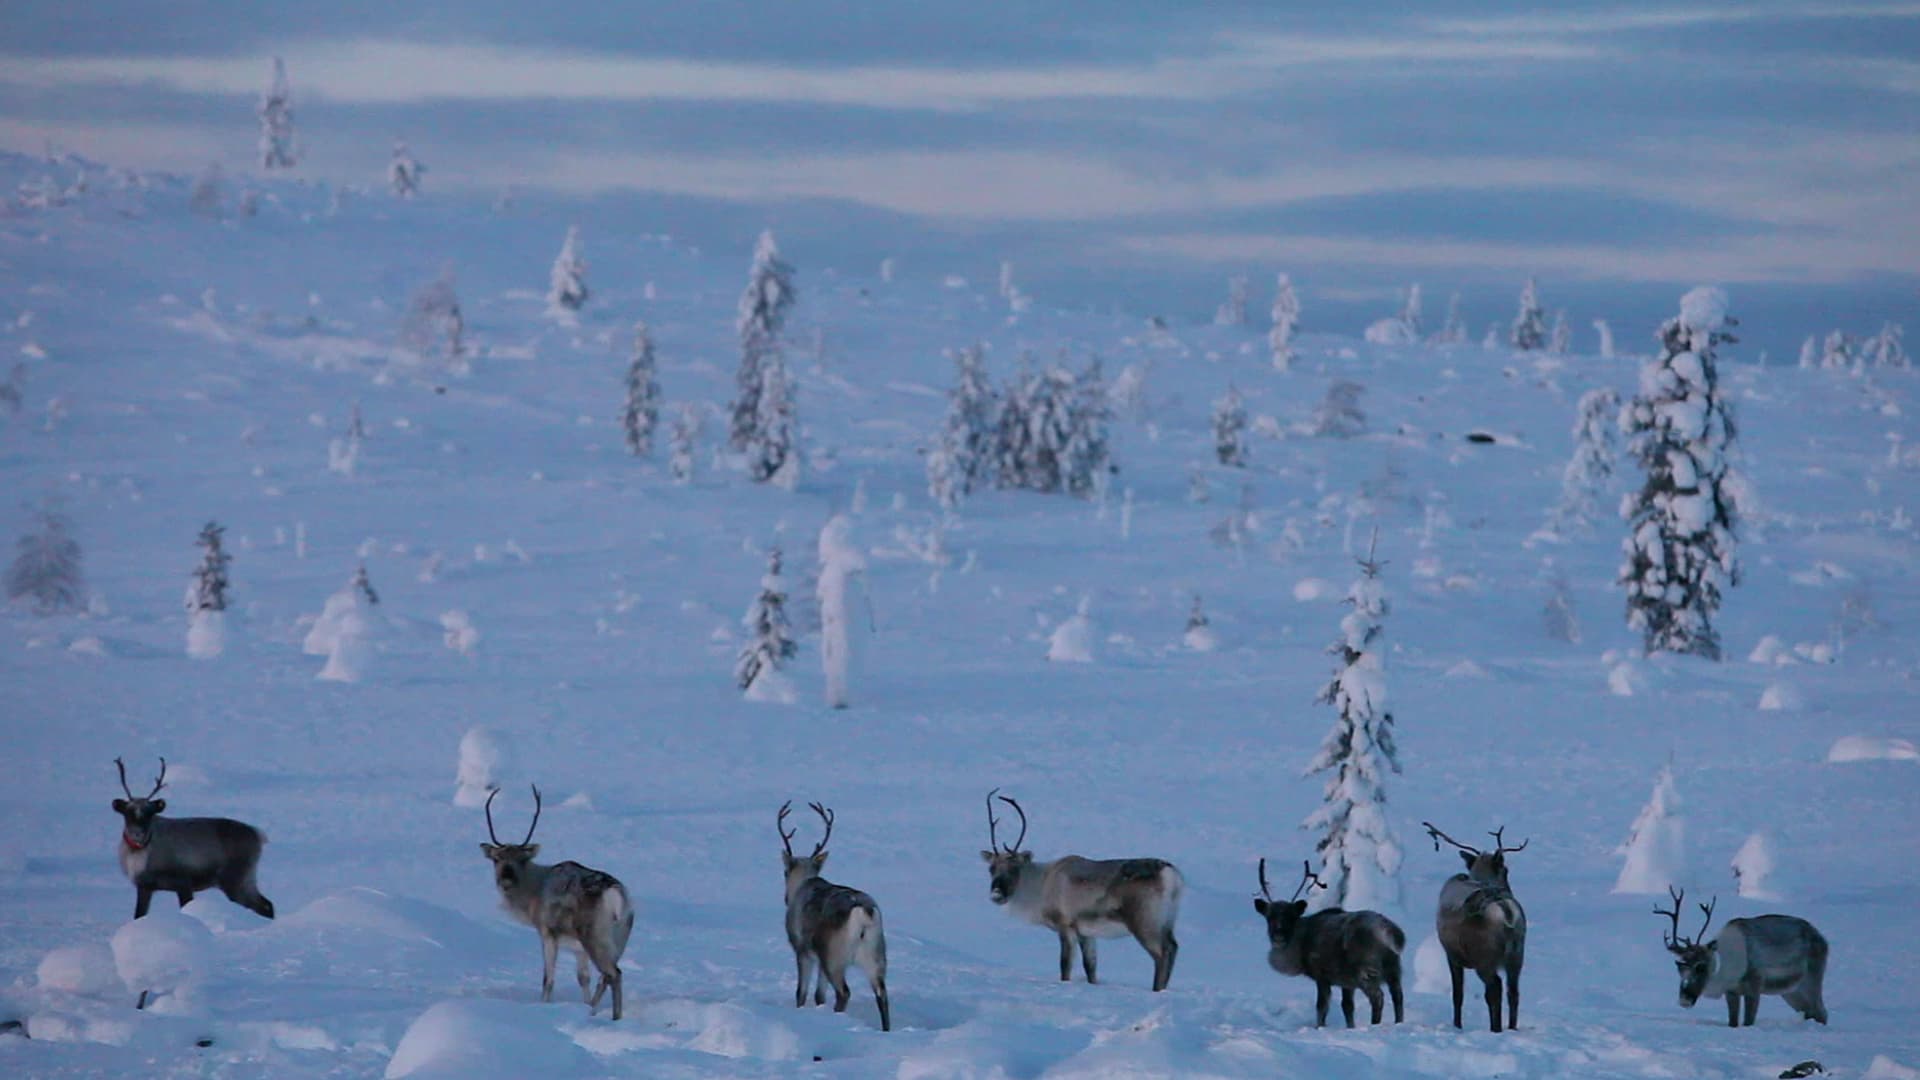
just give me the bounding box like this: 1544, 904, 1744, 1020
926, 344, 997, 510
453, 727, 508, 807
389, 141, 423, 199
1214, 275, 1248, 326
7, 507, 87, 615
1364, 284, 1421, 345
1182, 595, 1218, 651
1798, 335, 1818, 369
669, 404, 697, 485
1302, 538, 1401, 911
1212, 384, 1249, 467
817, 516, 867, 708
621, 322, 661, 457
185, 521, 230, 660
546, 226, 589, 316
440, 610, 479, 656
1618, 286, 1741, 659
1047, 595, 1096, 663
735, 548, 798, 697
1511, 278, 1547, 351
1731, 831, 1778, 899
257, 58, 297, 170
1613, 765, 1684, 894
328, 403, 365, 476
994, 356, 1109, 498
1818, 330, 1856, 372
1549, 387, 1621, 533
1270, 273, 1300, 370
402, 270, 467, 370
729, 230, 796, 452
306, 565, 379, 682
1312, 380, 1366, 437
1868, 322, 1908, 369
1826, 735, 1919, 763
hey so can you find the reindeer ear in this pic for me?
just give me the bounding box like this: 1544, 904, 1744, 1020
1490, 852, 1505, 872
1254, 898, 1269, 915
1290, 899, 1310, 917
479, 843, 497, 858
1706, 940, 1718, 952
523, 844, 539, 859
1015, 851, 1033, 865
814, 851, 829, 868
150, 799, 166, 814
112, 798, 128, 814
1458, 850, 1475, 871
980, 849, 997, 863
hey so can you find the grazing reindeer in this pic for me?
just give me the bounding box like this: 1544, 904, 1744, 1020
478, 786, 633, 1020
978, 789, 1183, 991
777, 801, 891, 1031
1424, 821, 1528, 1032
110, 757, 273, 920
1654, 886, 1828, 1027
1253, 858, 1406, 1028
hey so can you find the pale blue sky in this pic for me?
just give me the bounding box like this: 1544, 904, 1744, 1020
3, 1, 1916, 354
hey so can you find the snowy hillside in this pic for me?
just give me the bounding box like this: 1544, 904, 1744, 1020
2, 154, 1918, 1079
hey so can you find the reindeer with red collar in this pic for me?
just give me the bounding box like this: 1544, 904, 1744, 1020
110, 757, 274, 920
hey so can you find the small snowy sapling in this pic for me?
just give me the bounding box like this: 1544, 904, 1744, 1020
1270, 274, 1300, 370
736, 547, 798, 698
1613, 765, 1684, 894
185, 521, 230, 659
547, 226, 590, 316
1213, 384, 1249, 467
1511, 278, 1547, 351
389, 141, 423, 198
7, 507, 87, 615
1313, 380, 1367, 438
817, 516, 868, 708
621, 322, 661, 457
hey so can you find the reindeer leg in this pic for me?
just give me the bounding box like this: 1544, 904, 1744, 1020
1340, 986, 1357, 1028
1365, 982, 1385, 1026
1483, 971, 1504, 1034
1506, 959, 1522, 1030
1385, 951, 1405, 1023
1725, 993, 1740, 1028
176, 890, 193, 908
1077, 933, 1097, 984
829, 966, 852, 1014
1314, 980, 1332, 1027
1447, 956, 1465, 1028
1057, 929, 1076, 983
813, 949, 828, 1005
793, 950, 816, 1008
540, 934, 559, 1003
1743, 991, 1759, 1027
576, 950, 593, 1005
1158, 928, 1178, 991
133, 886, 153, 919
873, 974, 891, 1033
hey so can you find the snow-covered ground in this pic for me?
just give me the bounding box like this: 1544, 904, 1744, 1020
2, 153, 1917, 1078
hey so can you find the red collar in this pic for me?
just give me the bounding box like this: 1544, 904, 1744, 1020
122, 831, 147, 852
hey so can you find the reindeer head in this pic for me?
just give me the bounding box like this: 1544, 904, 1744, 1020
778, 800, 834, 899
111, 757, 168, 844
1654, 885, 1719, 1007
979, 789, 1031, 905
478, 785, 543, 891
1253, 858, 1327, 947
1423, 821, 1528, 887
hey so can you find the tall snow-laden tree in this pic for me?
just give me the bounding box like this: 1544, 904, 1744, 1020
730, 230, 797, 451
1430, 292, 1467, 345
1550, 387, 1621, 533
1213, 383, 1249, 467
1613, 765, 1685, 894
1818, 330, 1855, 372
817, 516, 866, 708
1618, 287, 1741, 660
257, 57, 297, 170
1215, 275, 1249, 326
1549, 310, 1572, 354
1270, 273, 1300, 370
1365, 285, 1422, 345
927, 343, 998, 509
994, 354, 1039, 489
1594, 318, 1616, 358
735, 547, 798, 694
185, 521, 230, 659
547, 226, 589, 315
621, 322, 661, 457
389, 141, 423, 198
1312, 380, 1367, 438
745, 341, 799, 488
1302, 536, 1401, 911
1511, 278, 1548, 350
1062, 358, 1112, 498
1868, 322, 1908, 369
6, 507, 86, 614
1797, 334, 1818, 369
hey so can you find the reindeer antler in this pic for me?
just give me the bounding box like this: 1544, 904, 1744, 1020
1292, 859, 1329, 902
1653, 884, 1687, 950
150, 758, 167, 798
997, 791, 1029, 853
1488, 825, 1528, 855
777, 800, 798, 858
483, 786, 503, 845
1694, 894, 1717, 944
1256, 857, 1274, 902
113, 757, 135, 800
807, 802, 835, 857
521, 784, 543, 846
1423, 821, 1481, 855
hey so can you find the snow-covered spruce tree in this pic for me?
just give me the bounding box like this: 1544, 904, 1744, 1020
745, 342, 798, 487
621, 322, 661, 457
1618, 287, 1740, 660
328, 403, 365, 476
1270, 273, 1301, 370
1613, 764, 1684, 894
1312, 379, 1367, 438
994, 354, 1039, 489
547, 226, 589, 315
257, 57, 297, 170
1215, 275, 1249, 326
1430, 292, 1467, 345
1550, 387, 1621, 533
817, 516, 866, 708
1549, 310, 1572, 354
669, 404, 697, 485
403, 270, 466, 370
185, 521, 230, 659
1594, 319, 1616, 358
1818, 330, 1855, 372
6, 507, 86, 614
734, 547, 798, 696
1213, 383, 1249, 467
1868, 322, 1908, 369
1062, 358, 1112, 498
1511, 278, 1548, 350
1183, 594, 1218, 651
1797, 335, 1818, 369
730, 230, 797, 451
927, 343, 998, 510
1302, 536, 1401, 911
389, 141, 423, 199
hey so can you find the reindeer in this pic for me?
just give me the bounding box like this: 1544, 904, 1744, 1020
978, 789, 1183, 991
1423, 821, 1528, 1032
1654, 886, 1828, 1027
110, 757, 273, 920
1253, 858, 1406, 1028
777, 801, 891, 1031
478, 786, 633, 1020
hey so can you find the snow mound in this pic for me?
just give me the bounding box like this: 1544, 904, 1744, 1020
386, 999, 592, 1078
1412, 933, 1449, 994
186, 610, 225, 659
1758, 682, 1802, 711
1607, 661, 1643, 697
112, 910, 213, 1006
1678, 286, 1728, 333
440, 610, 479, 655
1827, 735, 1919, 764
1445, 659, 1489, 679
1292, 577, 1334, 602
36, 943, 119, 995
1182, 623, 1219, 652
1747, 635, 1794, 665
454, 727, 507, 807
284, 888, 497, 950
743, 668, 797, 703
1047, 612, 1096, 663
1868, 1055, 1920, 1080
